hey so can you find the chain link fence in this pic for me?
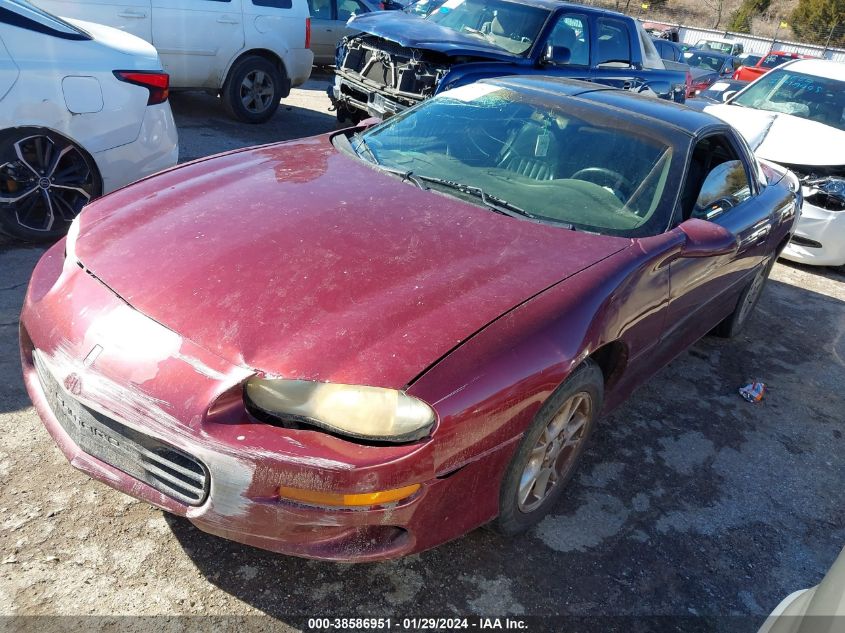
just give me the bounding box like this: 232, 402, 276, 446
575, 0, 845, 61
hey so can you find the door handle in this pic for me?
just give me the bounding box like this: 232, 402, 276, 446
118, 10, 147, 18
740, 222, 771, 248
217, 15, 240, 24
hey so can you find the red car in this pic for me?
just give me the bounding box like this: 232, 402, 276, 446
733, 51, 815, 82
20, 77, 800, 561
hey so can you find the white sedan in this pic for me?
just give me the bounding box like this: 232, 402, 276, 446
0, 0, 178, 241
701, 59, 845, 268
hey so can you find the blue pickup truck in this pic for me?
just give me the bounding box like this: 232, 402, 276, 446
329, 0, 688, 122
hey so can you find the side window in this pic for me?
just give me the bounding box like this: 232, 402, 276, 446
337, 0, 368, 21
307, 0, 332, 19
596, 18, 631, 66
253, 0, 293, 7
546, 14, 589, 66
679, 135, 753, 223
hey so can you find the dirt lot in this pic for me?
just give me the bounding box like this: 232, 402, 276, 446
1, 71, 844, 632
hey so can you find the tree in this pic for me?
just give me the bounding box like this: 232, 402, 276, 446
728, 0, 772, 33
703, 0, 727, 29
790, 0, 845, 47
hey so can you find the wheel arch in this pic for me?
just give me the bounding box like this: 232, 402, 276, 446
586, 339, 629, 391
0, 125, 104, 197
223, 49, 289, 89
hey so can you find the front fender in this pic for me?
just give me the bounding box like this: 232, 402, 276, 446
406, 234, 679, 477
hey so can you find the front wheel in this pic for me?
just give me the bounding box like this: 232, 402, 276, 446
492, 360, 604, 535
222, 56, 284, 124
0, 129, 100, 242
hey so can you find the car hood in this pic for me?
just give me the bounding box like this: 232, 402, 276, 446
703, 102, 845, 166
66, 17, 161, 67
689, 67, 717, 81
75, 137, 630, 389
347, 12, 518, 59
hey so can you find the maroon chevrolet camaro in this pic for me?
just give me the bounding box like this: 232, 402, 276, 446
20, 77, 800, 561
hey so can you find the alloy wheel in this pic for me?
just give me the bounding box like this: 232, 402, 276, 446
737, 260, 769, 325
239, 70, 275, 114
0, 135, 95, 233
517, 391, 592, 512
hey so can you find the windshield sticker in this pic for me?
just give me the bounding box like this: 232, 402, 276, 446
782, 75, 825, 94
441, 83, 503, 102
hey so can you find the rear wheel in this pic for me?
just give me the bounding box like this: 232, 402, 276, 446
0, 129, 100, 242
222, 56, 284, 124
714, 255, 775, 338
492, 360, 603, 535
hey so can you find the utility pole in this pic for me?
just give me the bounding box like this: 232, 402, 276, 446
770, 19, 782, 54
822, 20, 839, 57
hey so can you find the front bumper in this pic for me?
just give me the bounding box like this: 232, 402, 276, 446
330, 73, 420, 119
780, 197, 845, 267
20, 244, 512, 561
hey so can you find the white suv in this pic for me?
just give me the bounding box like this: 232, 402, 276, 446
34, 0, 314, 122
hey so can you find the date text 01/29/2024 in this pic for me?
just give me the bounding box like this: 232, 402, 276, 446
306, 618, 529, 630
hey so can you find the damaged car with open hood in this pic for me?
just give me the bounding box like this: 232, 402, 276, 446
329, 0, 688, 122
21, 77, 799, 561
698, 59, 845, 268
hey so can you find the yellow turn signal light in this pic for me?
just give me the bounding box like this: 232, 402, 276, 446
277, 483, 421, 507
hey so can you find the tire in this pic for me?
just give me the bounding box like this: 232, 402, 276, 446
492, 360, 604, 536
221, 56, 284, 124
0, 128, 101, 242
713, 255, 775, 338
336, 105, 363, 127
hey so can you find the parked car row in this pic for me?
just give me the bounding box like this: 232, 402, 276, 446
33, 0, 314, 122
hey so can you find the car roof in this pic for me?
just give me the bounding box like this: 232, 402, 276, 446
481, 76, 724, 136
689, 49, 731, 59
497, 0, 628, 14
781, 58, 845, 81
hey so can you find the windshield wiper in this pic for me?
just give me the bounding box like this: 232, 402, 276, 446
349, 133, 426, 189
351, 132, 379, 164
415, 175, 570, 226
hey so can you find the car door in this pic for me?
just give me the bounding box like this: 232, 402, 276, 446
32, 0, 153, 41
151, 0, 245, 88
308, 0, 370, 65
306, 0, 335, 65
540, 12, 591, 78
662, 130, 776, 347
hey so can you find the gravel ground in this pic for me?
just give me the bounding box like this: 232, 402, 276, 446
1, 71, 844, 632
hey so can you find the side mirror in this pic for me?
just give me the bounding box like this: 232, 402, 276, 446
543, 45, 571, 65
693, 160, 747, 220
721, 90, 737, 102
644, 80, 671, 98
678, 218, 737, 257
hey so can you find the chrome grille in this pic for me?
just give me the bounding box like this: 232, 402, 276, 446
34, 351, 209, 506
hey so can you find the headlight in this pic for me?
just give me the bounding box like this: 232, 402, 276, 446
64, 215, 81, 263
245, 378, 436, 443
